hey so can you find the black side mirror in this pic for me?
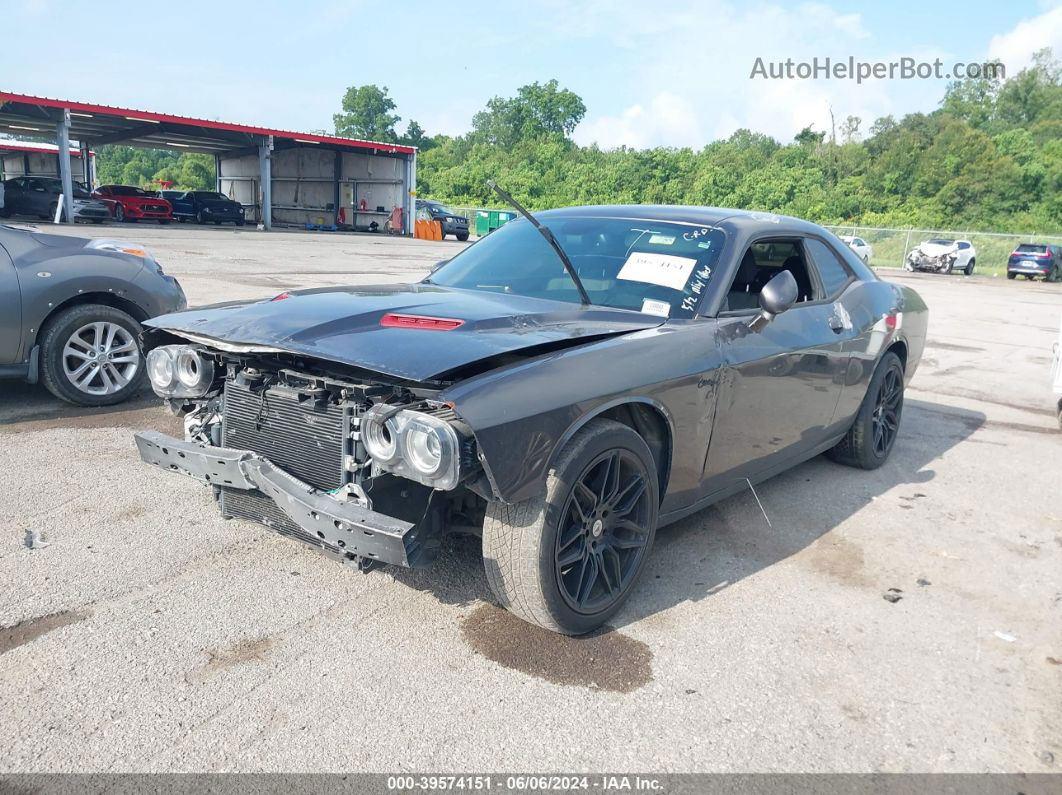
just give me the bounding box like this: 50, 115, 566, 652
749, 270, 798, 331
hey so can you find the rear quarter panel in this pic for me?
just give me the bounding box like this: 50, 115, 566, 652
831, 278, 928, 427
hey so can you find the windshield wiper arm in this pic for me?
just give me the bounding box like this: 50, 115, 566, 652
486, 180, 591, 306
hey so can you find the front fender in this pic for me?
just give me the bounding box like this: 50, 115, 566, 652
440, 321, 724, 507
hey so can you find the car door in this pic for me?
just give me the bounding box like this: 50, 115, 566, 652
701, 236, 852, 489
0, 238, 21, 364
956, 241, 972, 268
24, 179, 53, 217
175, 193, 195, 216
4, 178, 27, 215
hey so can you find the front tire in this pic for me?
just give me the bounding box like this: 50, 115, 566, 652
38, 304, 144, 406
827, 352, 905, 470
482, 419, 659, 635
457, 232, 469, 241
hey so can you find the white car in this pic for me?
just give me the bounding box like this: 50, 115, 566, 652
839, 235, 873, 264
904, 238, 976, 275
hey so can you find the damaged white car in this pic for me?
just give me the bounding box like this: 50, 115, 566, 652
904, 238, 976, 275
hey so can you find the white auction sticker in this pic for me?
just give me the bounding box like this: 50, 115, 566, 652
618, 252, 697, 291
640, 298, 671, 317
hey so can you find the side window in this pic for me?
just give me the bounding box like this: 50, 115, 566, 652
723, 238, 819, 312
805, 238, 853, 298
854, 238, 865, 247
957, 241, 970, 250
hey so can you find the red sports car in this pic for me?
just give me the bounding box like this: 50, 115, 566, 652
92, 185, 173, 224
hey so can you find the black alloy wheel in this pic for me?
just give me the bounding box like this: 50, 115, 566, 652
871, 365, 903, 458
554, 449, 653, 614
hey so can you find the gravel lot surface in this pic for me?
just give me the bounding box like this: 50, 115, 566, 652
1, 223, 1060, 773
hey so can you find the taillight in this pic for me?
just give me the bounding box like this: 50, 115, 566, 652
380, 313, 464, 330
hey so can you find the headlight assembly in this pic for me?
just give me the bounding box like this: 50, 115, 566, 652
361, 404, 464, 490
146, 345, 216, 398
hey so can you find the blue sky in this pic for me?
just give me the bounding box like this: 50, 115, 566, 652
3, 1, 1060, 148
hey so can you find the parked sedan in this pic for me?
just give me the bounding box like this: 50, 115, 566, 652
0, 177, 111, 223
92, 185, 173, 224
168, 191, 245, 225
838, 234, 873, 264
133, 204, 926, 634
1007, 243, 1061, 281
904, 238, 976, 275
417, 199, 470, 240
0, 224, 186, 405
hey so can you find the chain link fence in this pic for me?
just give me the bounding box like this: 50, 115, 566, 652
823, 225, 1062, 276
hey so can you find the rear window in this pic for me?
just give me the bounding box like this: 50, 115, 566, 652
1016, 244, 1048, 253
805, 239, 853, 297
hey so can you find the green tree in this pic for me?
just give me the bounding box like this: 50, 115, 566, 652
471, 79, 586, 147
400, 120, 435, 151
333, 84, 401, 142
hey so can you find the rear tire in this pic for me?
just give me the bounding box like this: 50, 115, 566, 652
38, 304, 145, 406
482, 419, 659, 635
1007, 272, 1017, 280
827, 352, 904, 470
114, 205, 125, 223
965, 258, 975, 276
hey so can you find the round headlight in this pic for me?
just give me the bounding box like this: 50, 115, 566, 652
362, 406, 400, 463
147, 347, 176, 392
404, 425, 444, 476
175, 348, 214, 390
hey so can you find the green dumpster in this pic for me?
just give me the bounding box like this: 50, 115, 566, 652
475, 210, 490, 237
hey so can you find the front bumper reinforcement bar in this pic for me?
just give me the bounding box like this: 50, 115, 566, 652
134, 430, 430, 568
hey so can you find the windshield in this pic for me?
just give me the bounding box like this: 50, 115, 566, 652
430, 216, 724, 318
195, 192, 228, 202
429, 203, 456, 215
927, 239, 954, 246
1016, 244, 1048, 253
111, 186, 151, 196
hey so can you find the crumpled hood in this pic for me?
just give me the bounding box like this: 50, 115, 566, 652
145, 283, 665, 382
915, 242, 957, 257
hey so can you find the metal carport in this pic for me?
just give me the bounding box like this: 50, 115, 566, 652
0, 92, 417, 233
0, 141, 95, 185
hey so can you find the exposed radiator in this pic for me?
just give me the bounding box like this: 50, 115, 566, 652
222, 380, 346, 491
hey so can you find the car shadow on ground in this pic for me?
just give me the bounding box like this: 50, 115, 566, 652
0, 382, 181, 435
390, 397, 985, 632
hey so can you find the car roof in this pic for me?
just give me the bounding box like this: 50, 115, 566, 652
535, 204, 833, 236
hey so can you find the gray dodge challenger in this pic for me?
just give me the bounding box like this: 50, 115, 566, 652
0, 224, 186, 405
134, 204, 927, 634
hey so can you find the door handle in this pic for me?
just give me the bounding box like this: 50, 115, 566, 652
827, 316, 845, 333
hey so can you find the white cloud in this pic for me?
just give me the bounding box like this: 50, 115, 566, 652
988, 5, 1062, 73
576, 92, 704, 149
567, 1, 919, 149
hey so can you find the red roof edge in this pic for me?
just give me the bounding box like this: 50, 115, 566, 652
0, 91, 417, 155
0, 142, 93, 157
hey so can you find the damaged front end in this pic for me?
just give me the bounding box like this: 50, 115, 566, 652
905, 246, 958, 273
135, 337, 487, 572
